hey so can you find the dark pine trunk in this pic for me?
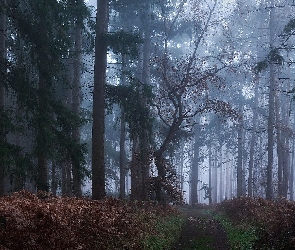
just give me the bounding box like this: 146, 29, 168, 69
0, 0, 6, 196
92, 0, 108, 200
36, 77, 48, 192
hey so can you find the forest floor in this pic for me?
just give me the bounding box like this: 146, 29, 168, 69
170, 205, 230, 250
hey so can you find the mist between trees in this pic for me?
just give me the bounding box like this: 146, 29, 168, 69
1, 0, 295, 204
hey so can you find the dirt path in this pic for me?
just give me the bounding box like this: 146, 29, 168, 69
170, 206, 230, 250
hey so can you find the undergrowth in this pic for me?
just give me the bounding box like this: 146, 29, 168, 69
213, 213, 258, 250
0, 190, 179, 250
217, 197, 295, 249
142, 216, 184, 249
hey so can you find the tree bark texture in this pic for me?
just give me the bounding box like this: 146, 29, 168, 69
178, 140, 184, 193
212, 149, 218, 204
191, 121, 201, 204
92, 0, 108, 200
208, 143, 212, 205
281, 70, 291, 198
266, 0, 275, 200
51, 161, 57, 196
119, 54, 128, 200
36, 77, 48, 191
130, 7, 151, 201
225, 151, 231, 199
275, 79, 290, 198
62, 161, 72, 196
0, 0, 6, 196
237, 101, 244, 197
119, 112, 126, 199
291, 128, 295, 200
276, 91, 283, 196
130, 138, 144, 200
248, 77, 259, 197
218, 146, 223, 202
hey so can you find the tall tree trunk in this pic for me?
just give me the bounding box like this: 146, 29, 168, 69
179, 140, 184, 193
237, 101, 244, 197
62, 161, 71, 196
154, 120, 181, 203
219, 148, 223, 202
0, 0, 6, 196
276, 90, 283, 196
290, 106, 295, 200
36, 77, 48, 191
266, 0, 276, 200
191, 119, 201, 205
130, 42, 143, 201
212, 148, 218, 204
12, 134, 24, 192
61, 57, 73, 196
119, 111, 126, 199
282, 130, 290, 198
208, 143, 212, 205
291, 129, 295, 200
225, 151, 230, 199
138, 11, 152, 201
130, 6, 152, 201
282, 64, 291, 198
51, 161, 57, 195
259, 134, 265, 196
119, 52, 127, 200
130, 138, 143, 200
248, 76, 259, 196
217, 122, 223, 202
71, 25, 82, 197
231, 158, 235, 198
92, 0, 108, 200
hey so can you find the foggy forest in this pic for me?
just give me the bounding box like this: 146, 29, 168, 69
1, 0, 295, 249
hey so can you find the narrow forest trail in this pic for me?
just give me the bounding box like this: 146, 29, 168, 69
170, 206, 230, 250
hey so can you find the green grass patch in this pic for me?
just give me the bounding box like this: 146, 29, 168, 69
213, 213, 258, 250
142, 215, 185, 250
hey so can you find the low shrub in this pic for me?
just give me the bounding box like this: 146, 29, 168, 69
217, 197, 295, 249
0, 190, 178, 249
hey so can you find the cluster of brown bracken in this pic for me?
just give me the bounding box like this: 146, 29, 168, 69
217, 196, 295, 249
0, 190, 177, 250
